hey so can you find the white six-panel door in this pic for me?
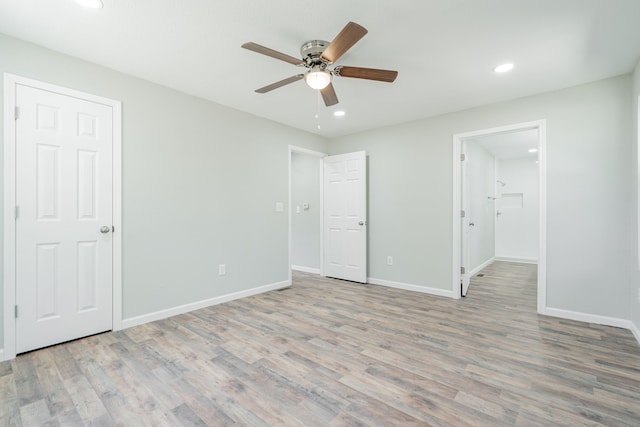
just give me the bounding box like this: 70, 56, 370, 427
323, 151, 367, 283
15, 84, 114, 353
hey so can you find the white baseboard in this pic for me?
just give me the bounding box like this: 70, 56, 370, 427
541, 307, 640, 345
0, 349, 5, 362
494, 256, 537, 264
291, 265, 320, 274
367, 277, 456, 299
542, 306, 633, 330
470, 257, 495, 277
121, 280, 291, 329
630, 321, 640, 345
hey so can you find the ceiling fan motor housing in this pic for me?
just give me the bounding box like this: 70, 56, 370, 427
301, 40, 330, 67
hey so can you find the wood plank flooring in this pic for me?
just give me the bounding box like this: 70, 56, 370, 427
1, 261, 639, 426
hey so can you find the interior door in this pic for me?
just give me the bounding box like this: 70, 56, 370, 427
461, 142, 471, 296
323, 151, 367, 283
15, 84, 114, 353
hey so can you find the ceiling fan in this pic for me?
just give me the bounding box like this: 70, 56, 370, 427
241, 21, 398, 107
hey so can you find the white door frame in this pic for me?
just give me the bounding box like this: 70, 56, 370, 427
3, 73, 123, 360
452, 120, 547, 312
460, 140, 471, 296
288, 145, 327, 283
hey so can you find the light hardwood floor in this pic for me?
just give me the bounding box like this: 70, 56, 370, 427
1, 261, 639, 426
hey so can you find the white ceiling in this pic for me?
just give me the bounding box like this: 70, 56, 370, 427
1, 0, 639, 138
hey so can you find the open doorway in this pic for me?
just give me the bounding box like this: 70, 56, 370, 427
288, 146, 369, 285
288, 146, 325, 283
452, 120, 547, 312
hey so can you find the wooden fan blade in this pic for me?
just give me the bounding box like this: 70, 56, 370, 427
321, 22, 368, 63
335, 66, 398, 82
242, 42, 304, 66
255, 75, 304, 93
320, 82, 339, 106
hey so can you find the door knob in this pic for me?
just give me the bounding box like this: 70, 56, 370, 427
358, 221, 366, 226
469, 222, 475, 227
100, 226, 111, 234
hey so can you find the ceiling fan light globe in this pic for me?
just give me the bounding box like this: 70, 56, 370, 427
305, 70, 331, 90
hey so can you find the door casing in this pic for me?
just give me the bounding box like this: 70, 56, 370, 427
460, 141, 471, 296
288, 147, 368, 284
452, 120, 547, 312
288, 145, 326, 283
3, 73, 123, 360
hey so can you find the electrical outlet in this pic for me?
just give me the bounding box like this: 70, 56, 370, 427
218, 264, 226, 276
387, 256, 393, 266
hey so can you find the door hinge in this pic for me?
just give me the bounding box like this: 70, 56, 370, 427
14, 106, 19, 120
461, 267, 466, 274
461, 210, 466, 218
460, 153, 466, 161
15, 305, 18, 318
112, 225, 115, 233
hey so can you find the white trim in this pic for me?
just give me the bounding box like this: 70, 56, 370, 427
288, 145, 327, 284
494, 256, 537, 264
111, 97, 123, 331
121, 280, 290, 329
2, 73, 122, 360
0, 349, 4, 361
630, 321, 640, 345
452, 137, 462, 299
289, 146, 327, 157
470, 257, 495, 277
542, 307, 635, 331
367, 277, 457, 299
452, 120, 547, 310
292, 265, 321, 274
3, 74, 18, 361
537, 120, 548, 313
637, 94, 640, 268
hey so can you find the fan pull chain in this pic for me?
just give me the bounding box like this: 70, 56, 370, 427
315, 90, 322, 130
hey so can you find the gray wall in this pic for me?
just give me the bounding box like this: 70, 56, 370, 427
632, 60, 640, 333
329, 75, 633, 319
291, 152, 321, 270
0, 34, 327, 348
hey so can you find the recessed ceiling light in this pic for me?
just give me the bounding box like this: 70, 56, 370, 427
494, 63, 514, 73
333, 111, 346, 117
76, 0, 104, 9
528, 148, 538, 153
